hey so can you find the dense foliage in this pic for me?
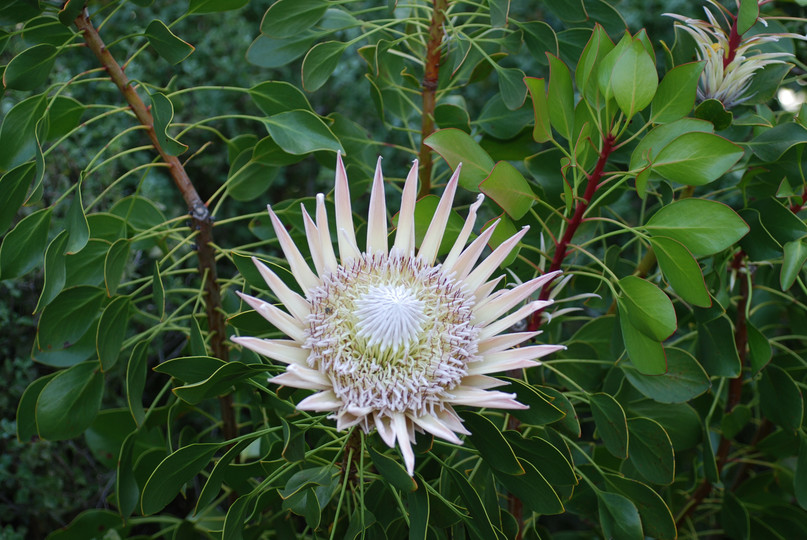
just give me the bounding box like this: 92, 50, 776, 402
2, 0, 807, 538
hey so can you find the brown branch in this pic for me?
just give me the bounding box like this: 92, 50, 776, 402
417, 0, 448, 198
74, 9, 237, 442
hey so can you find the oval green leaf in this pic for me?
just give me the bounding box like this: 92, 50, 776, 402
424, 128, 495, 191
263, 110, 343, 155
302, 41, 346, 92
35, 361, 104, 440
590, 392, 628, 459
653, 132, 744, 186
650, 236, 711, 307
618, 275, 676, 341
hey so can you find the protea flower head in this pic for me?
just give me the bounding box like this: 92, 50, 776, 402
232, 154, 561, 475
666, 1, 803, 108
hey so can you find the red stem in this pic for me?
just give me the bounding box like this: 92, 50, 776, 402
527, 133, 615, 331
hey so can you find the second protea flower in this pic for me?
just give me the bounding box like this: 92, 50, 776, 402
232, 154, 561, 475
666, 1, 803, 108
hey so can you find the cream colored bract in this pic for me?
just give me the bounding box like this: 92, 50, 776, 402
233, 154, 561, 474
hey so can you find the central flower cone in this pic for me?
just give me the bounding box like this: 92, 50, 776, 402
233, 154, 562, 475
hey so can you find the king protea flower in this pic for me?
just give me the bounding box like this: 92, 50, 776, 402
232, 154, 561, 475
666, 1, 803, 108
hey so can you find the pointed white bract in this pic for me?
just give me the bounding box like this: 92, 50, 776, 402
234, 154, 562, 475
665, 1, 805, 108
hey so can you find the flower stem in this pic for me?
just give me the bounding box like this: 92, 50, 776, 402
74, 9, 237, 443
528, 132, 616, 330
417, 0, 448, 198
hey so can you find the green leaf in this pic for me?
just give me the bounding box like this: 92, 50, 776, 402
97, 296, 131, 371
524, 77, 552, 143
496, 458, 564, 515
619, 302, 667, 375
424, 129, 495, 191
650, 236, 711, 307
521, 21, 558, 64
225, 147, 279, 202
444, 467, 501, 540
795, 432, 807, 510
0, 92, 46, 171
408, 482, 429, 540
721, 403, 751, 440
782, 239, 807, 290
576, 24, 614, 100
246, 33, 317, 69
187, 0, 248, 14
498, 67, 527, 110
747, 323, 772, 375
145, 19, 194, 64
606, 474, 676, 540
35, 361, 104, 440
434, 103, 471, 132
629, 117, 713, 171
597, 31, 632, 102
759, 365, 803, 432
116, 432, 139, 518
505, 432, 577, 486
463, 412, 523, 475
368, 446, 417, 492
590, 393, 628, 459
57, 0, 84, 26
141, 442, 222, 515
34, 230, 68, 313
490, 0, 509, 27
645, 198, 749, 257
748, 122, 807, 162
546, 54, 574, 141
697, 314, 742, 377
737, 0, 760, 34
539, 385, 581, 437
153, 355, 225, 383
0, 207, 51, 280
302, 41, 347, 92
37, 286, 105, 352
190, 315, 207, 356
627, 417, 675, 485
479, 161, 535, 220
126, 341, 148, 425
43, 96, 84, 141
3, 43, 56, 90
149, 92, 187, 155
651, 61, 704, 123
695, 98, 733, 131
104, 238, 130, 296
618, 276, 676, 340
652, 132, 744, 186
0, 162, 35, 234
722, 490, 751, 540
16, 373, 57, 441
46, 510, 124, 540
598, 491, 643, 540
196, 438, 254, 513
66, 186, 89, 254
622, 347, 710, 404
263, 110, 343, 155
173, 362, 269, 404
611, 38, 657, 118
477, 94, 533, 140
250, 81, 313, 116
502, 377, 565, 425
84, 408, 136, 469
260, 0, 328, 38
